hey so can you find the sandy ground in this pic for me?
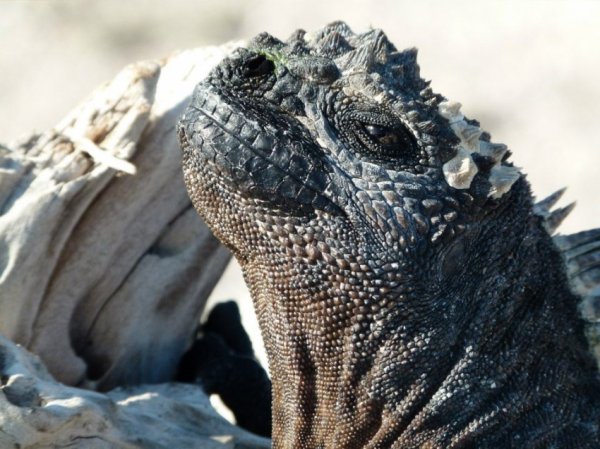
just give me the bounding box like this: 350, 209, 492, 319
2, 0, 599, 368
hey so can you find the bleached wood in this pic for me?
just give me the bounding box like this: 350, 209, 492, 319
0, 44, 241, 389
0, 335, 269, 449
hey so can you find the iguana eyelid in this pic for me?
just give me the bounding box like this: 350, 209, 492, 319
350, 116, 416, 160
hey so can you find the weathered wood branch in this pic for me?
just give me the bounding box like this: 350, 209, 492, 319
0, 335, 269, 448
0, 45, 244, 390
0, 44, 263, 448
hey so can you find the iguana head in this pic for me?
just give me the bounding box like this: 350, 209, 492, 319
179, 21, 598, 449
179, 21, 523, 275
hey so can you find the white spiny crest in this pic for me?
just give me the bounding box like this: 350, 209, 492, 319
437, 100, 520, 197
479, 141, 508, 163
488, 165, 521, 199
453, 122, 482, 152
438, 101, 464, 123
442, 146, 478, 190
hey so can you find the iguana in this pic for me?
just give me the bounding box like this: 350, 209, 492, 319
178, 22, 600, 448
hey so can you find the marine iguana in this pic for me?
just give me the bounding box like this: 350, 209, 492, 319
178, 22, 600, 448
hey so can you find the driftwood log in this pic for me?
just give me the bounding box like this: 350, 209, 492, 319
0, 43, 270, 448
0, 336, 269, 449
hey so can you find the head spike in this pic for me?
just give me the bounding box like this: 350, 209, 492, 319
316, 31, 352, 56
544, 202, 576, 234
554, 228, 600, 252
287, 28, 306, 44
340, 43, 376, 72
453, 123, 482, 152
479, 141, 508, 163
438, 101, 464, 124
533, 187, 567, 216
363, 29, 394, 64
316, 21, 354, 39
442, 146, 478, 189
488, 165, 520, 199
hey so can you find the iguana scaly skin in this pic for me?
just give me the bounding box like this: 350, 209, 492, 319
178, 22, 600, 448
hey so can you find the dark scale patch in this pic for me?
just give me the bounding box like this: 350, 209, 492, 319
179, 21, 600, 449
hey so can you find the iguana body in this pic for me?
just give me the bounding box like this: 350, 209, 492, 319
178, 22, 600, 448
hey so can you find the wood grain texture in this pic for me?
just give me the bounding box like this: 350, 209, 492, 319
0, 335, 269, 449
0, 44, 240, 390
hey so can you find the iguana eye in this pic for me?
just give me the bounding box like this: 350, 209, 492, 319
364, 124, 400, 146
358, 121, 415, 158
333, 101, 419, 165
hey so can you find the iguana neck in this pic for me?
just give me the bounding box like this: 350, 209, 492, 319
243, 219, 600, 449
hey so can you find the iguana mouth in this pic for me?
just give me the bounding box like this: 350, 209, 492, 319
180, 84, 343, 217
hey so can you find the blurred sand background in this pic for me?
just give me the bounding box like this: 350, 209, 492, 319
1, 0, 599, 368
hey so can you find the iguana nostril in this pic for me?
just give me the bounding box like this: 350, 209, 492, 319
243, 55, 274, 78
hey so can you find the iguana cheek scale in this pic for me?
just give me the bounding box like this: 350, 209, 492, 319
178, 21, 600, 449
